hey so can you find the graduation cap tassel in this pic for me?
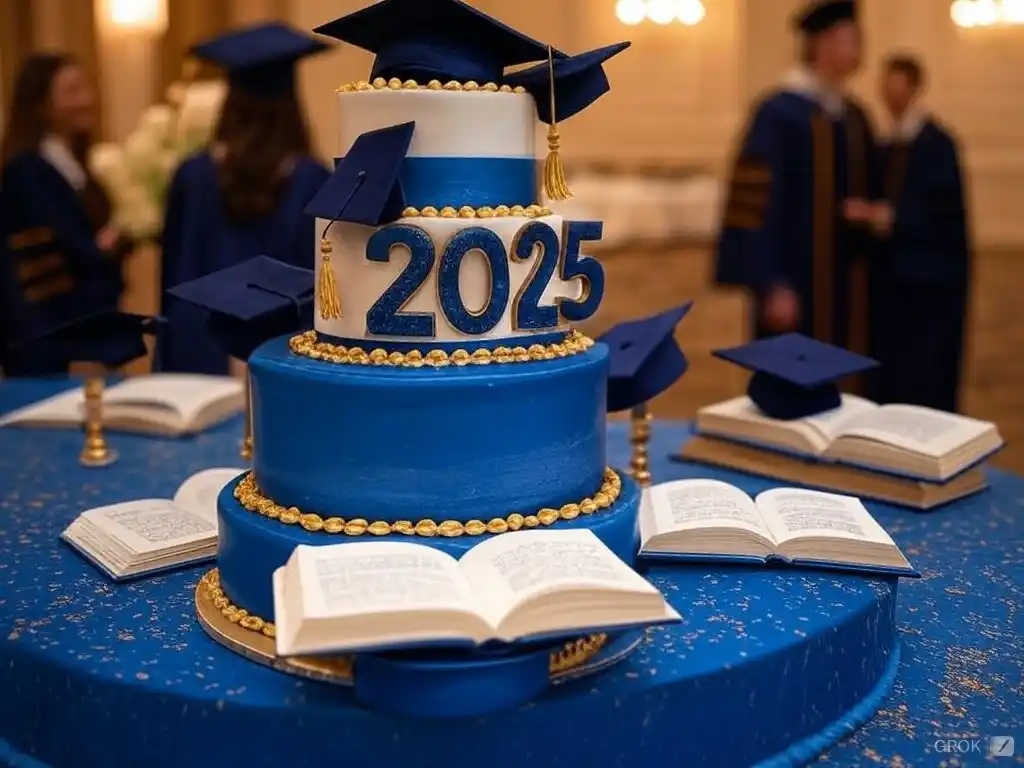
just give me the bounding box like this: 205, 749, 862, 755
317, 229, 343, 321
542, 45, 572, 202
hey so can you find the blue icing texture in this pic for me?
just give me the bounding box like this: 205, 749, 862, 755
0, 379, 1021, 768
217, 475, 642, 620
436, 227, 510, 334
557, 221, 605, 322
510, 221, 560, 330
365, 223, 437, 337
250, 336, 608, 522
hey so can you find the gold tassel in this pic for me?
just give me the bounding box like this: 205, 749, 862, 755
317, 237, 342, 320
542, 45, 572, 201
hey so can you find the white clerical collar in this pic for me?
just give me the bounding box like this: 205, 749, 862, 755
39, 135, 87, 191
780, 67, 846, 119
886, 108, 928, 143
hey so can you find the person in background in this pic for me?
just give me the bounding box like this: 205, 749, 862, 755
0, 53, 128, 376
158, 22, 331, 375
869, 54, 971, 412
715, 0, 881, 392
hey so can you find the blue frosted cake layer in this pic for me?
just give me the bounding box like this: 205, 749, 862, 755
218, 474, 642, 620
249, 335, 608, 523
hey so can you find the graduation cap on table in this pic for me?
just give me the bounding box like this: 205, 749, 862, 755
599, 302, 693, 413
313, 0, 560, 85
304, 122, 416, 321
192, 21, 331, 96
793, 0, 857, 35
12, 310, 164, 371
713, 333, 878, 421
165, 256, 314, 361
504, 42, 630, 202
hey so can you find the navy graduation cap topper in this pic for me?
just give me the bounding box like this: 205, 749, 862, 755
794, 0, 857, 34
166, 256, 314, 361
599, 302, 693, 413
17, 310, 163, 369
713, 333, 878, 421
192, 21, 330, 95
314, 0, 560, 85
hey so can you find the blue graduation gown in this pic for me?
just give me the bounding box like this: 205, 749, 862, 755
0, 150, 124, 376
870, 120, 971, 412
157, 152, 329, 375
715, 91, 880, 380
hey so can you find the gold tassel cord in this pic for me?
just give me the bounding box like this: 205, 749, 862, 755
317, 234, 342, 320
542, 45, 572, 202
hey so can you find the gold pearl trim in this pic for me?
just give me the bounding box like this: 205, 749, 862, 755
199, 570, 607, 674
338, 78, 526, 94
400, 204, 553, 219
233, 467, 622, 537
288, 329, 595, 368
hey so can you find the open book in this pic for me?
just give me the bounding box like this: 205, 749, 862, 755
61, 467, 244, 580
639, 479, 917, 576
0, 374, 244, 436
273, 529, 680, 657
697, 394, 1003, 482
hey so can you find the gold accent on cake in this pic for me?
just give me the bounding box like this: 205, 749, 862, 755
399, 204, 553, 219
288, 329, 595, 368
542, 45, 572, 202
337, 79, 528, 94
317, 237, 343, 320
197, 569, 607, 675
232, 467, 622, 537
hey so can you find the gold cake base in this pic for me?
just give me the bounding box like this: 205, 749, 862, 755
195, 569, 638, 688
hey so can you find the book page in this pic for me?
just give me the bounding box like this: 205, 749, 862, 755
296, 542, 478, 620
79, 499, 217, 555
802, 394, 879, 442
172, 467, 246, 525
104, 374, 243, 424
458, 530, 657, 625
0, 388, 85, 426
641, 478, 773, 544
832, 404, 991, 458
755, 488, 893, 546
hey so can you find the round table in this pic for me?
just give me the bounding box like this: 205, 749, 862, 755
0, 379, 1020, 767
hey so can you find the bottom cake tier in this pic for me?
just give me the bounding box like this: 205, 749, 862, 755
216, 470, 643, 620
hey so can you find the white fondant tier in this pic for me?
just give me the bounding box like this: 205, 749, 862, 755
315, 214, 585, 344
337, 90, 537, 158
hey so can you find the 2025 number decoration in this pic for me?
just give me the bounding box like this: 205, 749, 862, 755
365, 220, 604, 337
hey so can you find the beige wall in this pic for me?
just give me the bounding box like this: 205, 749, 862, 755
288, 0, 1024, 245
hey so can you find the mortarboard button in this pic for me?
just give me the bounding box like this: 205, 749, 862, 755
793, 0, 857, 35
503, 42, 631, 125
14, 310, 163, 369
166, 256, 314, 360
313, 0, 562, 86
305, 122, 415, 227
599, 302, 693, 413
713, 333, 878, 420
192, 22, 330, 96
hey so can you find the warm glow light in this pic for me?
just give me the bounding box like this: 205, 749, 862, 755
951, 0, 1024, 26
677, 0, 706, 25
103, 0, 167, 34
615, 0, 647, 25
1001, 0, 1024, 21
646, 0, 677, 24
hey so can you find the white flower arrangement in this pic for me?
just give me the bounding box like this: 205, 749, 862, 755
89, 78, 227, 241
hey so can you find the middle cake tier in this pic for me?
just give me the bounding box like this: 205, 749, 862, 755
249, 335, 609, 524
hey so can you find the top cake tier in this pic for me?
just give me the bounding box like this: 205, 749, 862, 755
336, 84, 539, 211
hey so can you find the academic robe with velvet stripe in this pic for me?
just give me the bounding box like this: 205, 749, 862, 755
0, 150, 124, 376
715, 91, 881, 374
157, 151, 329, 375
870, 119, 971, 412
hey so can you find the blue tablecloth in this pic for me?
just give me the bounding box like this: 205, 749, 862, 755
0, 379, 1021, 767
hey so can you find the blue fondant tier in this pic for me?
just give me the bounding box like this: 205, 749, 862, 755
217, 474, 642, 620
249, 335, 608, 524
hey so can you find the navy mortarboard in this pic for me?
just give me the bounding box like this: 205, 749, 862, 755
713, 333, 878, 420
165, 256, 314, 361
600, 302, 693, 413
192, 21, 330, 95
794, 0, 857, 35
314, 0, 558, 85
16, 311, 163, 370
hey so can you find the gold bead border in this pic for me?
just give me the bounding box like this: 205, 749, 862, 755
233, 467, 622, 537
288, 329, 595, 369
199, 569, 608, 675
400, 204, 553, 220
338, 78, 526, 94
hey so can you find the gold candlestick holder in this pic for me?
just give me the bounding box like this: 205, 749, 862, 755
628, 403, 652, 488
240, 373, 253, 461
79, 376, 118, 468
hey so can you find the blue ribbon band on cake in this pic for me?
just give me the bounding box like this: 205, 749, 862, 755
332, 156, 538, 210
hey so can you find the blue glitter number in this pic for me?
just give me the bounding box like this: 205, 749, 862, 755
365, 225, 437, 337
509, 221, 560, 330
437, 228, 510, 335
558, 221, 605, 322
